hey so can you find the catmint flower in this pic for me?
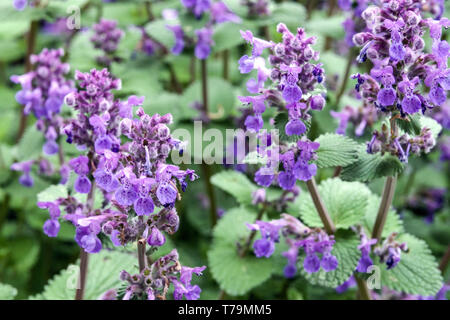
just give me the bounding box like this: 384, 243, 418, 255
167, 25, 185, 55
242, 0, 270, 18
91, 19, 124, 66
247, 214, 337, 277
406, 188, 446, 224
181, 0, 211, 19
374, 233, 409, 270
11, 161, 34, 187
13, 0, 28, 11
11, 48, 74, 158
195, 27, 214, 60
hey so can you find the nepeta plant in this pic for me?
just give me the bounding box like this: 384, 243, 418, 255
37, 67, 204, 300
10, 48, 74, 186
91, 19, 124, 66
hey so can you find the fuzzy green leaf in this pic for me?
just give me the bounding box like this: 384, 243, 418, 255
31, 250, 137, 300
210, 171, 257, 205
37, 184, 68, 203
300, 230, 361, 288
208, 207, 273, 296
379, 234, 443, 297
0, 283, 18, 300
315, 133, 360, 168
340, 146, 405, 182
395, 114, 422, 135
299, 178, 370, 230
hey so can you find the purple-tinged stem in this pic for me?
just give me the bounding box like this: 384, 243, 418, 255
75, 249, 89, 300
333, 166, 342, 177
335, 49, 356, 109
306, 178, 336, 234
200, 59, 218, 227
355, 275, 372, 300
371, 176, 397, 241
439, 245, 450, 273
222, 50, 229, 81
239, 203, 267, 258
75, 161, 96, 300
16, 20, 38, 143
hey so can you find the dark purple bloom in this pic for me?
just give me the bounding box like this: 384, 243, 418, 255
74, 175, 92, 194
43, 219, 60, 237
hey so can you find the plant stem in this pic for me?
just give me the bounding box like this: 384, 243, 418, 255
335, 49, 356, 109
167, 63, 182, 93
16, 20, 39, 143
324, 0, 337, 51
199, 58, 218, 227
439, 245, 450, 273
218, 290, 226, 300
75, 249, 89, 300
371, 176, 397, 241
75, 172, 96, 300
138, 238, 147, 272
201, 163, 218, 227
201, 59, 208, 113
305, 178, 336, 234
189, 56, 196, 84
239, 204, 266, 258
144, 1, 155, 21
333, 166, 342, 177
222, 50, 229, 81
355, 275, 372, 300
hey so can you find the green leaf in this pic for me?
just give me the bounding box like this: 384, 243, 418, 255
274, 112, 310, 143
16, 126, 44, 161
362, 194, 404, 238
306, 14, 345, 39
419, 116, 442, 140
210, 170, 257, 205
270, 3, 306, 31
340, 146, 405, 182
300, 230, 361, 288
208, 207, 273, 296
37, 184, 68, 203
315, 133, 359, 168
0, 283, 18, 300
380, 234, 443, 296
299, 178, 370, 230
145, 19, 175, 50
32, 250, 137, 300
396, 114, 421, 135
212, 22, 245, 52
181, 77, 237, 119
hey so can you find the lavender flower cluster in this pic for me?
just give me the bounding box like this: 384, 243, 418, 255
112, 250, 206, 300
11, 48, 74, 156
247, 213, 338, 277
347, 0, 449, 162
91, 19, 124, 66
238, 24, 326, 190
338, 0, 371, 50
167, 0, 240, 60
36, 67, 205, 299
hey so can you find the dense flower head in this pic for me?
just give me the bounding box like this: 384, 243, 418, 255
366, 123, 436, 163
238, 24, 326, 189
167, 1, 239, 59
11, 48, 74, 156
242, 0, 270, 18
406, 187, 446, 223
353, 1, 449, 113
90, 19, 124, 66
338, 0, 371, 48
114, 249, 206, 300
247, 214, 338, 277
374, 232, 408, 270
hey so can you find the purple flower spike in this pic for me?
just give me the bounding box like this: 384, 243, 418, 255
285, 119, 306, 136
321, 253, 338, 272
377, 87, 397, 107
304, 254, 321, 273
166, 25, 185, 55
156, 182, 178, 206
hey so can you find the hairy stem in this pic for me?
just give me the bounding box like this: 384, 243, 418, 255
201, 163, 218, 227
439, 245, 450, 273
239, 204, 266, 258
335, 49, 356, 109
75, 249, 89, 300
222, 50, 229, 81
371, 176, 397, 241
16, 20, 39, 143
138, 238, 147, 272
75, 170, 96, 300
355, 275, 372, 300
305, 178, 336, 234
